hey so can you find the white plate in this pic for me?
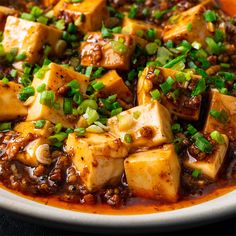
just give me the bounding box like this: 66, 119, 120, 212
0, 188, 235, 233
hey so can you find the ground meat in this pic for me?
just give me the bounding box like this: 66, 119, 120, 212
6, 133, 37, 160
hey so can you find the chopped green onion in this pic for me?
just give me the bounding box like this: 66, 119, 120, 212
204, 10, 217, 22
19, 86, 35, 101
1, 77, 9, 84
186, 23, 192, 31
21, 13, 35, 21
0, 122, 11, 131
191, 78, 206, 96
101, 23, 112, 38
92, 81, 105, 91
192, 169, 202, 178
210, 109, 228, 124
49, 132, 68, 146
112, 26, 122, 33
36, 83, 46, 93
145, 42, 158, 55
160, 76, 175, 94
84, 107, 99, 125
85, 66, 93, 78
111, 40, 127, 54
186, 124, 198, 136
195, 136, 213, 153
111, 107, 122, 117
150, 89, 161, 100
34, 120, 46, 129
210, 131, 225, 144
10, 69, 17, 78
124, 134, 133, 143
40, 90, 55, 108
172, 123, 182, 133
128, 5, 137, 18
37, 16, 48, 25
54, 123, 62, 133
163, 55, 186, 69
74, 127, 86, 136
15, 51, 27, 61
63, 98, 73, 114
146, 28, 156, 41
78, 99, 98, 114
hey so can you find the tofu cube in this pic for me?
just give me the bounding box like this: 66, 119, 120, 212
124, 144, 181, 202
27, 63, 89, 128
0, 81, 28, 121
2, 16, 62, 64
96, 70, 133, 103
108, 101, 173, 152
137, 67, 202, 121
204, 90, 236, 141
54, 0, 108, 33
184, 134, 229, 179
122, 17, 162, 40
14, 120, 54, 138
163, 4, 211, 46
14, 120, 54, 167
80, 32, 136, 70
66, 133, 128, 191
0, 6, 18, 31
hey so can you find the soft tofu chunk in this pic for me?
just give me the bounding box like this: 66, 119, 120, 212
96, 70, 133, 103
2, 16, 62, 64
0, 6, 18, 31
204, 90, 236, 141
0, 81, 27, 121
66, 132, 128, 191
108, 101, 173, 152
27, 63, 89, 128
14, 120, 54, 138
184, 135, 229, 179
122, 17, 162, 40
14, 120, 54, 167
137, 67, 202, 121
54, 0, 108, 33
124, 144, 180, 202
163, 4, 211, 46
80, 32, 136, 70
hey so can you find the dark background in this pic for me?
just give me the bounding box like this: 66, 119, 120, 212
0, 212, 235, 236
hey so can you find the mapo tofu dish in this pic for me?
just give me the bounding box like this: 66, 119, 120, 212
0, 0, 236, 213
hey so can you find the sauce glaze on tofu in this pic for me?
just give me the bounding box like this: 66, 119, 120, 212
0, 0, 236, 214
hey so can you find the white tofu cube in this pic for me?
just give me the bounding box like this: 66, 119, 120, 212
14, 120, 54, 138
96, 70, 133, 103
54, 0, 108, 33
124, 144, 181, 202
66, 132, 128, 191
0, 81, 28, 121
204, 90, 236, 141
163, 4, 211, 46
137, 67, 202, 121
108, 101, 173, 152
2, 16, 62, 64
80, 32, 136, 70
184, 134, 229, 179
27, 63, 89, 128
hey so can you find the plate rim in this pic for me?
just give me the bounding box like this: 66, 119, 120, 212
0, 188, 235, 232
